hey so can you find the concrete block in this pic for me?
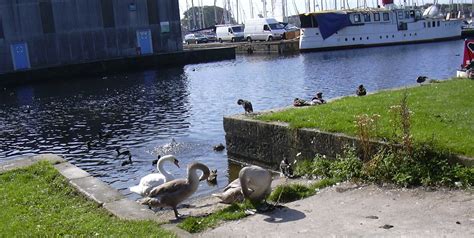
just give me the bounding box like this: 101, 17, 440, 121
31, 154, 65, 164
54, 162, 90, 180
103, 198, 158, 221
69, 176, 124, 205
0, 158, 35, 173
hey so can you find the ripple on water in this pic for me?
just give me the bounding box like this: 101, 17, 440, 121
0, 41, 463, 199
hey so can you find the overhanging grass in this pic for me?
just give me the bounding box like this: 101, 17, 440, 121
178, 201, 254, 233
257, 79, 474, 157
0, 161, 175, 237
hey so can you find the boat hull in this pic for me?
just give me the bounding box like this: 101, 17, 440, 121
299, 18, 463, 52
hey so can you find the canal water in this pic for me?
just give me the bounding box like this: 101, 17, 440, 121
0, 40, 463, 200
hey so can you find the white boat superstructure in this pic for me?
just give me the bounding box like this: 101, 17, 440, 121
299, 4, 463, 51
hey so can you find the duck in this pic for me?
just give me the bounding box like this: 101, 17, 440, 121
207, 169, 218, 185
239, 165, 273, 203
213, 143, 225, 152
116, 148, 131, 157
138, 162, 210, 219
130, 155, 180, 196
279, 158, 294, 178
121, 154, 133, 166
417, 76, 428, 85
212, 178, 244, 204
356, 84, 367, 96
237, 99, 253, 113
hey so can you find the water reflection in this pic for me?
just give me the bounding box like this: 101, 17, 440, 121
0, 40, 463, 199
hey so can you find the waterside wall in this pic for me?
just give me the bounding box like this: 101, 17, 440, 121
224, 114, 474, 169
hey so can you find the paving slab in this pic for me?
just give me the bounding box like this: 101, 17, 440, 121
31, 154, 65, 164
54, 162, 91, 180
200, 184, 474, 238
103, 198, 159, 221
69, 176, 125, 205
0, 157, 35, 173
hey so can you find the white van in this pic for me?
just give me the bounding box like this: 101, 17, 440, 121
244, 18, 286, 42
216, 25, 244, 42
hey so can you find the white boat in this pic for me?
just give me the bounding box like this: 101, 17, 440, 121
298, 2, 463, 52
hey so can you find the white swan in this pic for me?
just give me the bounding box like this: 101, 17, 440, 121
129, 155, 180, 196
138, 162, 210, 219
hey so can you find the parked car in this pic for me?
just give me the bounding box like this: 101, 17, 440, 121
184, 33, 208, 44
216, 25, 245, 42
204, 32, 217, 42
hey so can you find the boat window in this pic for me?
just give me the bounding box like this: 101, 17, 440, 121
383, 12, 389, 21
363, 13, 371, 22
398, 11, 403, 19
300, 14, 317, 28
405, 11, 410, 19
367, 36, 369, 40
354, 14, 361, 23
374, 13, 380, 21
437, 21, 440, 27
432, 21, 435, 27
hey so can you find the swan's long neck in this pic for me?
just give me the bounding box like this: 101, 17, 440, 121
187, 163, 210, 191
157, 158, 172, 179
240, 173, 252, 198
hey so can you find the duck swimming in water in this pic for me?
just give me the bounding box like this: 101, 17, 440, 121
138, 162, 210, 219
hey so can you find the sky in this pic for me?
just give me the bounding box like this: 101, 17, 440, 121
178, 0, 455, 21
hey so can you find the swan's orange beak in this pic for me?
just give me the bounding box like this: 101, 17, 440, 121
174, 159, 180, 168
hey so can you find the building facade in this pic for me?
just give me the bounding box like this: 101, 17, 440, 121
0, 0, 182, 74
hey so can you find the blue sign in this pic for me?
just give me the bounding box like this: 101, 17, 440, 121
10, 42, 31, 70
137, 29, 153, 55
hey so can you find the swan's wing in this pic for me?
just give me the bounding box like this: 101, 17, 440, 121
148, 179, 188, 197
223, 178, 240, 192
140, 173, 166, 187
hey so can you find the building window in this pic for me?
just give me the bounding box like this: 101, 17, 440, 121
364, 13, 371, 22
374, 13, 380, 21
39, 0, 55, 34
101, 0, 115, 28
428, 22, 431, 28
405, 11, 410, 19
437, 21, 440, 27
423, 22, 426, 28
354, 14, 361, 23
432, 21, 435, 27
383, 12, 390, 21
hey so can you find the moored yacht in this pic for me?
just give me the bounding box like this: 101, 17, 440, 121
299, 1, 463, 52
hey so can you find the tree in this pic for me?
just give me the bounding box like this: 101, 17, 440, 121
182, 6, 237, 32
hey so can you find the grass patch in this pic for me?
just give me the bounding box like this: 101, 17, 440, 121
268, 178, 339, 203
294, 147, 474, 188
257, 79, 474, 157
178, 201, 254, 233
0, 161, 175, 237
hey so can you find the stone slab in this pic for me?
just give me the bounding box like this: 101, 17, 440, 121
31, 154, 65, 164
103, 198, 159, 221
69, 176, 125, 205
54, 162, 91, 180
0, 157, 35, 173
